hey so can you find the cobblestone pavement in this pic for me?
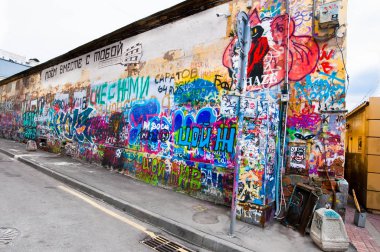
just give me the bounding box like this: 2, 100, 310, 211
345, 202, 380, 252
368, 213, 380, 234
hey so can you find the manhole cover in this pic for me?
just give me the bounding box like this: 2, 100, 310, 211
0, 227, 20, 245
141, 235, 194, 252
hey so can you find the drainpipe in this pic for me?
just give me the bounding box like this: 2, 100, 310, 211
275, 0, 291, 217
229, 11, 250, 237
229, 85, 244, 237
284, 0, 291, 93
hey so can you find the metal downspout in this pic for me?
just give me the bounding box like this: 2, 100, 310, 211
275, 0, 291, 217
229, 11, 250, 236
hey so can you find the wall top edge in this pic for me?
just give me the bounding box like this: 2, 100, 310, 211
0, 0, 229, 86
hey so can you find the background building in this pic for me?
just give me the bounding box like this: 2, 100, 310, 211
346, 97, 380, 212
0, 49, 39, 80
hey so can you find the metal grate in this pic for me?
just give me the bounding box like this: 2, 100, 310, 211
141, 235, 195, 252
0, 228, 20, 245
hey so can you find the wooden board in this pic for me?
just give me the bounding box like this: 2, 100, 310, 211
368, 97, 380, 120
367, 191, 380, 211
367, 173, 380, 191
368, 155, 380, 173
368, 120, 380, 137
368, 138, 380, 155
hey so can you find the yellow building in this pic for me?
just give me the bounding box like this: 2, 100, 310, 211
346, 97, 380, 212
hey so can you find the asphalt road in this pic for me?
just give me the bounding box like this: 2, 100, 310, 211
0, 152, 202, 252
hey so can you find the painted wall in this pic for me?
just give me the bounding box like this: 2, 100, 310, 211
0, 0, 347, 225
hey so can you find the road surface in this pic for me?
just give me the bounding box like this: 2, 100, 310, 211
0, 152, 202, 252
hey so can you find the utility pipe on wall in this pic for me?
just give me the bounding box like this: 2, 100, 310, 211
229, 10, 250, 237
275, 0, 291, 217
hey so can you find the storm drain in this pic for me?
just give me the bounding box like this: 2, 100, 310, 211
141, 235, 195, 252
0, 228, 20, 245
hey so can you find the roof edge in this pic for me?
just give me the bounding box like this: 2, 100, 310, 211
346, 101, 369, 118
0, 58, 32, 68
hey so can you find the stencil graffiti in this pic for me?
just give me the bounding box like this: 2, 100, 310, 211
290, 146, 307, 169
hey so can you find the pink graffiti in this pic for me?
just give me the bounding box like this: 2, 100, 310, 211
223, 9, 319, 90
287, 105, 321, 131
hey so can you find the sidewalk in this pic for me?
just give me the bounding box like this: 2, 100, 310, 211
0, 139, 357, 252
345, 199, 380, 252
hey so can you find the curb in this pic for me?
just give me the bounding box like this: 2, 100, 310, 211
0, 148, 252, 252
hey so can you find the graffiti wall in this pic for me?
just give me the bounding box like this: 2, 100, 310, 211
0, 0, 347, 225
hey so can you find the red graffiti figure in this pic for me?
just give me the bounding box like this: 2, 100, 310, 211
247, 26, 269, 86
223, 9, 319, 91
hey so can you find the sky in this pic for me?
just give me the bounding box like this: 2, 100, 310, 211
1, 0, 379, 111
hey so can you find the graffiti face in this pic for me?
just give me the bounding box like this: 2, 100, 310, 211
292, 147, 306, 164
251, 26, 264, 39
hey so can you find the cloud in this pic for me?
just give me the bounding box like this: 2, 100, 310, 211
345, 0, 380, 111
348, 68, 380, 94
346, 68, 380, 110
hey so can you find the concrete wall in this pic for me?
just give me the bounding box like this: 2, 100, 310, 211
0, 0, 348, 225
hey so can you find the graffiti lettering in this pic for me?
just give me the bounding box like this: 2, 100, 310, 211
23, 111, 37, 140
44, 67, 58, 80
94, 42, 123, 63
59, 58, 82, 74
90, 76, 150, 105
295, 72, 345, 108
155, 69, 198, 84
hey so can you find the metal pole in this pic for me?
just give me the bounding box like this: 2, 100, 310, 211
229, 11, 249, 237
229, 95, 244, 236
275, 0, 291, 217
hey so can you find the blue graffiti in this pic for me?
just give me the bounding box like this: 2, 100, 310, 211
215, 127, 236, 153
174, 107, 236, 153
295, 72, 345, 107
129, 99, 160, 127
23, 111, 37, 140
260, 0, 282, 18
127, 98, 171, 148
51, 107, 94, 142
174, 79, 219, 105
174, 108, 217, 150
